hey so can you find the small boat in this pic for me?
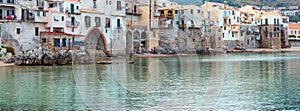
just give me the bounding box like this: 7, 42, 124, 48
128, 61, 134, 64
96, 61, 112, 64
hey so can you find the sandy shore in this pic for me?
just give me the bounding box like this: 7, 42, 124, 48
245, 47, 300, 53
135, 54, 177, 58
0, 61, 15, 67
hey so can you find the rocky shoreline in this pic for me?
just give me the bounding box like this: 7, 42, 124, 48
1, 47, 300, 67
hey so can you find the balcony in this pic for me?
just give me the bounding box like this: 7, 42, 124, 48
66, 21, 80, 27
0, 1, 16, 7
0, 15, 16, 22
126, 11, 142, 16
223, 15, 229, 18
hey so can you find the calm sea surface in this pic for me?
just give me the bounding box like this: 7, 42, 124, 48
0, 53, 300, 110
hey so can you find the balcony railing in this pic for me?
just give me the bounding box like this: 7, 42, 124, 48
66, 21, 80, 27
0, 15, 16, 20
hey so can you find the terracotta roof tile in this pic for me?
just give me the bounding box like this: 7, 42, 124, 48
289, 23, 300, 29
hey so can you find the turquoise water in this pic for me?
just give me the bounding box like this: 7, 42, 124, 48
0, 53, 300, 110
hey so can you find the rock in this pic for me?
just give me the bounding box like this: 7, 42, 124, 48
4, 53, 15, 63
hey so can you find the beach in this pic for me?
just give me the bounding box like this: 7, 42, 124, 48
0, 61, 15, 67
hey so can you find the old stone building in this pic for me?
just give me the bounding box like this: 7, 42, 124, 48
258, 11, 282, 49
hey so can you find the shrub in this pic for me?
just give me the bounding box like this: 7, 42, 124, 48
2, 46, 15, 55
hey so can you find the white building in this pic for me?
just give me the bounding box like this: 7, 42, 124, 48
0, 0, 48, 50
174, 5, 202, 29
282, 10, 299, 16
80, 0, 126, 55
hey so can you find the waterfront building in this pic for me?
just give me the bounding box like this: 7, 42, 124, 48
124, 0, 160, 53
282, 10, 299, 16
40, 0, 82, 50
288, 23, 300, 47
239, 24, 260, 48
239, 6, 262, 48
201, 2, 241, 49
174, 5, 202, 29
78, 0, 127, 55
258, 11, 282, 49
0, 0, 47, 51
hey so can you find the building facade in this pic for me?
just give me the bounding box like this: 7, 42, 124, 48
288, 23, 300, 47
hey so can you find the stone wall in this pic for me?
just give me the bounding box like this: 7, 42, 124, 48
260, 25, 281, 49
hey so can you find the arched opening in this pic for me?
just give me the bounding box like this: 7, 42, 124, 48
168, 10, 172, 16
126, 31, 133, 54
85, 27, 108, 55
141, 31, 147, 50
133, 31, 140, 51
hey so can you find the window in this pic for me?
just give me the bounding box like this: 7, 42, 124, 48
61, 16, 64, 21
43, 12, 46, 16
77, 6, 79, 10
109, 1, 111, 5
117, 1, 121, 10
232, 10, 235, 15
291, 30, 293, 34
37, 11, 40, 16
85, 16, 91, 27
0, 9, 2, 19
298, 31, 300, 34
190, 9, 193, 14
198, 10, 200, 13
274, 18, 276, 24
175, 10, 178, 14
54, 38, 60, 47
222, 33, 224, 38
106, 0, 108, 5
224, 26, 226, 30
223, 11, 227, 16
72, 28, 75, 32
42, 38, 46, 43
16, 28, 20, 34
54, 15, 59, 21
93, 0, 97, 8
62, 38, 66, 47
232, 33, 234, 37
105, 17, 111, 28
35, 27, 39, 36
117, 19, 121, 28
49, 4, 54, 8
95, 17, 101, 27
277, 19, 279, 25
265, 18, 268, 25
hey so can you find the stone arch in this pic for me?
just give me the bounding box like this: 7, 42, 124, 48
133, 31, 140, 49
141, 31, 147, 49
141, 31, 147, 40
85, 27, 108, 53
133, 31, 140, 41
126, 31, 133, 54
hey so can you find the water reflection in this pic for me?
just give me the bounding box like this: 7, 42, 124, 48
0, 53, 300, 110
0, 66, 87, 110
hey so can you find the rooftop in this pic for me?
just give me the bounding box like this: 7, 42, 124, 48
289, 23, 300, 29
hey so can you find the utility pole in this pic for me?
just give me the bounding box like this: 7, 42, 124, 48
130, 0, 133, 28
149, 0, 152, 30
